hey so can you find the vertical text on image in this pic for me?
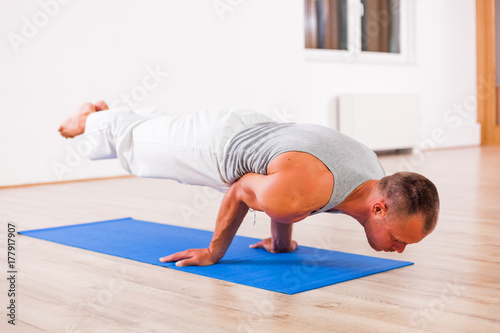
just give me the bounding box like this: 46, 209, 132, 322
6, 222, 17, 326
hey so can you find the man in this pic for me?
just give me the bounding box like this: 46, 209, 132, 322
59, 101, 440, 267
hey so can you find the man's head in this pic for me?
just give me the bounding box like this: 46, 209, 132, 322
363, 172, 440, 253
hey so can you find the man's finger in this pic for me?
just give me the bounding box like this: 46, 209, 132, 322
159, 250, 190, 262
249, 241, 264, 249
175, 258, 197, 267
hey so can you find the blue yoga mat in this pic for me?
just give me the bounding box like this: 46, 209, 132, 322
19, 217, 413, 294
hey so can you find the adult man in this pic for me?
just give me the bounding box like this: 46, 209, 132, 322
59, 101, 440, 267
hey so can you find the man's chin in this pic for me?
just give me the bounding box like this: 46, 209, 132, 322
369, 243, 393, 252
367, 239, 382, 252
378, 247, 396, 252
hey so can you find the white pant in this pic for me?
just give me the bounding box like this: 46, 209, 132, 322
84, 107, 272, 192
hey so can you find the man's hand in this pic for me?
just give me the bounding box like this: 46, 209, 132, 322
159, 248, 217, 267
249, 237, 298, 253
250, 219, 297, 254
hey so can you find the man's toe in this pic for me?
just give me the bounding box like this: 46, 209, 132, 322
95, 100, 109, 111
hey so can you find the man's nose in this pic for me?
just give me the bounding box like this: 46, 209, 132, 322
393, 243, 406, 253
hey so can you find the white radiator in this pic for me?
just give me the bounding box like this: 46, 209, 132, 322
337, 94, 420, 151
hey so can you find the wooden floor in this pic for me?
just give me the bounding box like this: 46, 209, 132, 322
1, 146, 499, 332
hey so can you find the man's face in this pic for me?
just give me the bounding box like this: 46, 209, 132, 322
363, 214, 426, 253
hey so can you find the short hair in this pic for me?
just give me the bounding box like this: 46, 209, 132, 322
376, 172, 440, 235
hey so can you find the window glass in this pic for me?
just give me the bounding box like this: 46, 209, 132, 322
305, 0, 348, 50
361, 0, 401, 53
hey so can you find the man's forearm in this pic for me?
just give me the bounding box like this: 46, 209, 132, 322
208, 184, 249, 261
271, 219, 294, 252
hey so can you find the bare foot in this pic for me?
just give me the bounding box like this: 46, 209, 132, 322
58, 102, 103, 138
95, 100, 109, 111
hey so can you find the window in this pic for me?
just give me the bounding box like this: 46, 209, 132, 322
304, 0, 413, 63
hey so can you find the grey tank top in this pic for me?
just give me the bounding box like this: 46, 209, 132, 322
221, 122, 385, 213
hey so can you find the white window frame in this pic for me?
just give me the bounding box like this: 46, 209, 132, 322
304, 0, 416, 64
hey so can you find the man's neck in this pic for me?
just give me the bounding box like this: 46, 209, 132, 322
335, 180, 378, 226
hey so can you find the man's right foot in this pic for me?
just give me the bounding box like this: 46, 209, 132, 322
58, 101, 109, 138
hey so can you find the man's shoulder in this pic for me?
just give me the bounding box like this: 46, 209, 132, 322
268, 151, 335, 210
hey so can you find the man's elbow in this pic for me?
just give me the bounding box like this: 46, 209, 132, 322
230, 180, 262, 211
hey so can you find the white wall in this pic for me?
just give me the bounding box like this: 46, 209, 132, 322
0, 0, 479, 187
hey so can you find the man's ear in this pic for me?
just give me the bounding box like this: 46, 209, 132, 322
372, 202, 387, 218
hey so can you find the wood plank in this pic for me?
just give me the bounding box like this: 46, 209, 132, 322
1, 146, 500, 332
